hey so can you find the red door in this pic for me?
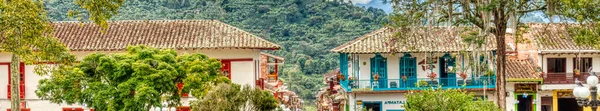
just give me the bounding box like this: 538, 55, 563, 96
220, 60, 231, 79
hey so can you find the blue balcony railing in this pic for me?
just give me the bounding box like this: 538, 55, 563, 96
344, 76, 496, 92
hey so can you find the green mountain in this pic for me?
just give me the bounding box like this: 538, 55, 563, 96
45, 0, 387, 109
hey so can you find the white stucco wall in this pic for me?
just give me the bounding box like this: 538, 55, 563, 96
538, 54, 600, 90
0, 49, 261, 111
348, 91, 496, 111
348, 93, 407, 111
538, 54, 600, 73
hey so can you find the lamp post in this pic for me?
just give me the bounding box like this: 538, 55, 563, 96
573, 69, 600, 110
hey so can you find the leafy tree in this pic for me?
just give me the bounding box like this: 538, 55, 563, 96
386, 0, 600, 109
45, 0, 388, 109
404, 87, 499, 111
0, 0, 123, 111
190, 83, 278, 111
36, 45, 230, 111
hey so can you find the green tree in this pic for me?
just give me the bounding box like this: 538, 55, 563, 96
0, 0, 123, 111
191, 83, 279, 111
36, 45, 230, 111
404, 87, 499, 111
386, 0, 600, 109
44, 0, 389, 109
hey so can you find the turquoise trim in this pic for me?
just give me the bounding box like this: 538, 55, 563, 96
370, 53, 387, 88
440, 53, 457, 87
339, 53, 350, 91
351, 76, 497, 91
399, 53, 416, 88
362, 101, 383, 111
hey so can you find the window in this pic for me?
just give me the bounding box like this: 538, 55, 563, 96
221, 60, 232, 79
363, 102, 381, 111
547, 58, 566, 73
8, 62, 25, 99
400, 54, 416, 77
573, 58, 592, 72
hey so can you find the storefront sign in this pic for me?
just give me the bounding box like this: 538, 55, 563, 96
515, 84, 537, 93
384, 101, 405, 104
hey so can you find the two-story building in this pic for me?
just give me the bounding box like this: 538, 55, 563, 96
524, 23, 600, 111
331, 27, 498, 111
0, 20, 281, 111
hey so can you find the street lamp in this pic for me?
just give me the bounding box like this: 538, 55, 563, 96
573, 70, 600, 110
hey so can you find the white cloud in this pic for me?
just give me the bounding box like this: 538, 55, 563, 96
350, 0, 372, 4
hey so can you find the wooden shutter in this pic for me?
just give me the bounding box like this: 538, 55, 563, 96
8, 62, 25, 99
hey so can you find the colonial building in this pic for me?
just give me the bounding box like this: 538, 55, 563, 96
522, 23, 600, 111
316, 68, 348, 111
331, 27, 498, 111
0, 20, 281, 111
505, 59, 543, 111
260, 52, 303, 110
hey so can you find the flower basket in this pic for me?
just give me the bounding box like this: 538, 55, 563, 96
427, 72, 437, 80
540, 72, 546, 78
459, 72, 468, 79
337, 73, 346, 81
402, 75, 407, 82
373, 73, 380, 81
574, 69, 581, 76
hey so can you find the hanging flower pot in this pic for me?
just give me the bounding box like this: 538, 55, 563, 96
428, 72, 437, 80
402, 75, 407, 82
574, 69, 581, 76
459, 72, 468, 80
348, 77, 355, 81
540, 72, 546, 78
373, 73, 380, 81
337, 73, 346, 81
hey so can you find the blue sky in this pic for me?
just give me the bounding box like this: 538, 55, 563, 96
351, 0, 551, 23
352, 0, 393, 13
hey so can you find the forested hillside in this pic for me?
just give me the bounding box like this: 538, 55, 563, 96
45, 0, 387, 109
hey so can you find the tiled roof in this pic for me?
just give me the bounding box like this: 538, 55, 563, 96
527, 23, 597, 51
51, 20, 280, 51
506, 59, 541, 81
261, 52, 285, 61
331, 27, 496, 53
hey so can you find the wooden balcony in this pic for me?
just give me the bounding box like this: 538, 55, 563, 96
543, 73, 591, 84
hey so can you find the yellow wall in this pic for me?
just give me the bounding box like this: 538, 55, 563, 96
554, 90, 599, 111
553, 91, 558, 111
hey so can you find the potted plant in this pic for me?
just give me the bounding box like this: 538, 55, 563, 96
427, 72, 437, 80
337, 73, 346, 81
459, 72, 468, 80
402, 75, 407, 82
540, 72, 546, 78
574, 69, 581, 76
373, 73, 380, 81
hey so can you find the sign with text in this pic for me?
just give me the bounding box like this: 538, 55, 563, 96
385, 101, 405, 109
514, 83, 537, 93
384, 101, 405, 104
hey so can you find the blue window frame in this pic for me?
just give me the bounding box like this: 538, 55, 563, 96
370, 54, 387, 88
399, 53, 416, 88
439, 53, 456, 87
